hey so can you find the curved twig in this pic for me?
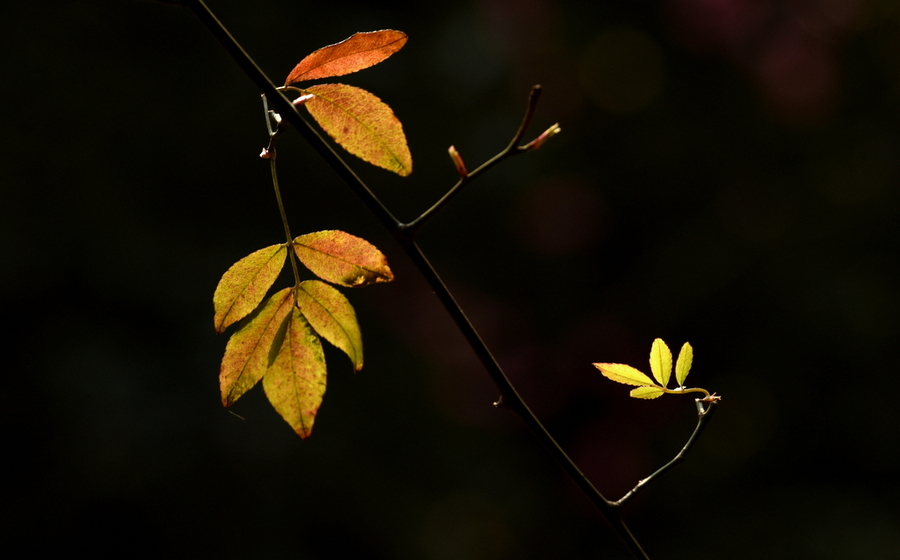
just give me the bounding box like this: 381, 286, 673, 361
613, 399, 720, 507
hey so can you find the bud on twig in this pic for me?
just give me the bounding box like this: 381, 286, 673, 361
448, 145, 468, 178
260, 147, 273, 159
292, 93, 315, 107
523, 123, 561, 151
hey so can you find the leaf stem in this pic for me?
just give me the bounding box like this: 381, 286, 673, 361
612, 399, 719, 507
268, 154, 302, 287
402, 85, 543, 236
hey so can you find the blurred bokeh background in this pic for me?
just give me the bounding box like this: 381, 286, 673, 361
3, 0, 900, 558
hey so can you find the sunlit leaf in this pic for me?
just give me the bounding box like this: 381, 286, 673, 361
293, 230, 394, 287
630, 386, 665, 399
285, 30, 407, 85
593, 362, 655, 386
303, 83, 412, 176
263, 308, 327, 439
213, 244, 286, 333
675, 342, 693, 386
297, 280, 363, 371
649, 338, 672, 387
219, 288, 294, 406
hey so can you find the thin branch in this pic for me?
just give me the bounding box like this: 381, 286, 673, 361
612, 399, 720, 508
401, 85, 543, 236
183, 1, 648, 557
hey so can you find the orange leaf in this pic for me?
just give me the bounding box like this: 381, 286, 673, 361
297, 280, 363, 371
285, 30, 407, 85
303, 83, 412, 176
263, 308, 327, 439
220, 288, 294, 406
293, 230, 394, 287
213, 244, 286, 333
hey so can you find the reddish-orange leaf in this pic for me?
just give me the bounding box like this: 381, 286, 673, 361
284, 30, 407, 85
219, 288, 294, 407
262, 308, 327, 439
303, 83, 412, 176
213, 244, 286, 334
293, 230, 394, 287
297, 280, 363, 371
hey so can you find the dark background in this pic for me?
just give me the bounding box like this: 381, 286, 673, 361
3, 0, 899, 558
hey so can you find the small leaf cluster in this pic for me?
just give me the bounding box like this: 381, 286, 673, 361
214, 231, 393, 438
594, 339, 712, 399
282, 30, 412, 176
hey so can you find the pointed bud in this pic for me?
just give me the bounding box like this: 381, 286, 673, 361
523, 123, 561, 150
260, 147, 273, 159
448, 145, 468, 177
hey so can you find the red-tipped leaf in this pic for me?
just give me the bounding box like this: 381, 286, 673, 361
219, 288, 294, 406
293, 230, 393, 287
263, 308, 327, 439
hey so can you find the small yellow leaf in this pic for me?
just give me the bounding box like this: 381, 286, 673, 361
297, 280, 363, 371
219, 288, 294, 406
293, 230, 394, 287
263, 308, 327, 439
649, 338, 672, 387
675, 342, 693, 386
303, 83, 412, 176
593, 362, 655, 386
630, 386, 665, 399
213, 244, 286, 333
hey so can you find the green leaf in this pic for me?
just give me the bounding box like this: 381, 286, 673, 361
297, 280, 363, 371
219, 288, 294, 407
675, 342, 693, 386
649, 338, 672, 387
263, 308, 327, 439
593, 362, 655, 386
303, 83, 412, 176
284, 30, 408, 85
630, 386, 665, 399
213, 244, 286, 334
293, 230, 394, 287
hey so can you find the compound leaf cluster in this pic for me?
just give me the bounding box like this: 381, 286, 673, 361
214, 231, 392, 438
594, 339, 710, 400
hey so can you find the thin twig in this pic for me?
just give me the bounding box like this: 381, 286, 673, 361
612, 399, 719, 507
401, 86, 543, 236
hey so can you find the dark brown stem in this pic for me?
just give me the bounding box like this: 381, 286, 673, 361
612, 399, 719, 507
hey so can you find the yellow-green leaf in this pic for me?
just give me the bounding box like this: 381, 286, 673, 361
630, 386, 665, 399
675, 342, 693, 386
262, 308, 327, 439
213, 244, 286, 333
284, 30, 408, 85
297, 280, 363, 371
293, 230, 394, 287
219, 288, 294, 406
303, 83, 412, 176
649, 338, 672, 387
593, 362, 655, 386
